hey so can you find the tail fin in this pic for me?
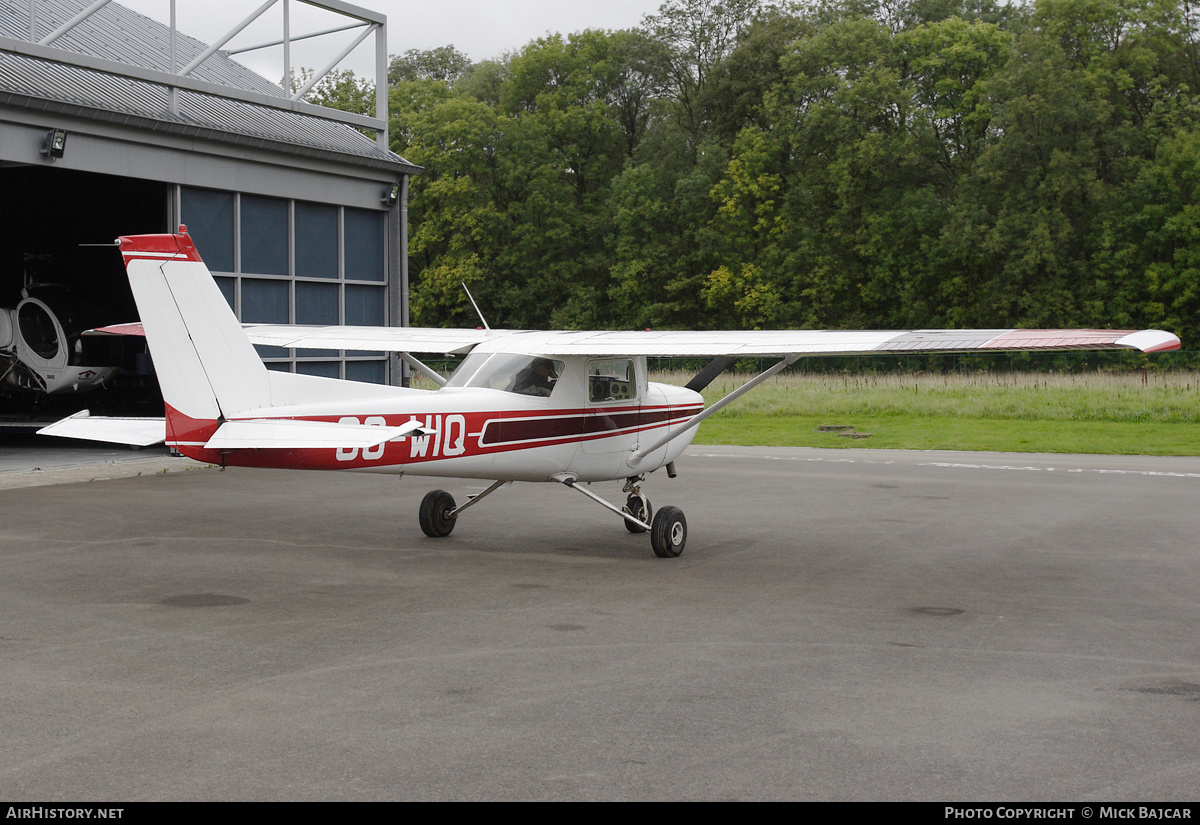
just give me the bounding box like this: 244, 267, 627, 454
118, 226, 271, 422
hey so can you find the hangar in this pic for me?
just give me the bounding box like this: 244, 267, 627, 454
0, 0, 419, 407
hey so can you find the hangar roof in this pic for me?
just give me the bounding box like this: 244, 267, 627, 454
0, 0, 419, 175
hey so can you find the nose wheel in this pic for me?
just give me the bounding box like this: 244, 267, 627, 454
555, 474, 687, 558
650, 506, 687, 557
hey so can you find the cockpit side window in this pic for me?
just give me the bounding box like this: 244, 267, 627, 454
18, 302, 59, 360
588, 359, 636, 403
448, 353, 564, 397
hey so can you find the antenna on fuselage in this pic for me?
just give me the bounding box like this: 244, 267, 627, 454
461, 283, 491, 331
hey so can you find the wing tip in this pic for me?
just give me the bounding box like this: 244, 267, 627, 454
1116, 330, 1182, 353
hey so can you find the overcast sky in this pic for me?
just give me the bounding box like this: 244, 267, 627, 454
116, 0, 668, 83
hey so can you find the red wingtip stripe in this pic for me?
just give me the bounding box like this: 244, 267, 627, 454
117, 229, 203, 265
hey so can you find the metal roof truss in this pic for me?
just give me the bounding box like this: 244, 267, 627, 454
22, 0, 390, 148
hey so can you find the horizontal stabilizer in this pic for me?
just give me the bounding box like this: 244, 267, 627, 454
205, 417, 430, 451
37, 411, 166, 446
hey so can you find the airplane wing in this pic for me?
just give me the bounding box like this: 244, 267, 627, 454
95, 322, 1180, 356
459, 328, 1181, 356
91, 322, 494, 355
236, 326, 1179, 357
240, 324, 494, 355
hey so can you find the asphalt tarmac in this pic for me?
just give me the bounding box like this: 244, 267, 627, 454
2, 443, 1199, 801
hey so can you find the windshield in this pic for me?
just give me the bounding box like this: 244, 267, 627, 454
446, 353, 564, 397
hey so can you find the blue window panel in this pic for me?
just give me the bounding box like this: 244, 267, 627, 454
346, 360, 386, 384
243, 280, 290, 359
241, 195, 289, 276
241, 278, 289, 323
214, 277, 236, 311
265, 361, 292, 372
180, 187, 234, 272
295, 282, 340, 357
295, 202, 338, 279
297, 361, 340, 378
344, 208, 385, 281
345, 285, 385, 326
295, 281, 339, 325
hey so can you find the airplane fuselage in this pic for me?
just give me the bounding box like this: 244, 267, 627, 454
166, 375, 704, 483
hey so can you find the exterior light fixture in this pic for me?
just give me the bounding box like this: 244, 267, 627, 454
41, 129, 67, 161
382, 182, 399, 205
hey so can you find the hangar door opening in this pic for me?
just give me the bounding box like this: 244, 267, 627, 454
0, 165, 167, 416
0, 166, 166, 316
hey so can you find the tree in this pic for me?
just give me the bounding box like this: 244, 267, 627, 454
642, 0, 765, 143
290, 68, 375, 116
389, 45, 472, 85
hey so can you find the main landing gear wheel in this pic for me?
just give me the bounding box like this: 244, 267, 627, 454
650, 506, 686, 558
419, 490, 457, 537
623, 493, 651, 534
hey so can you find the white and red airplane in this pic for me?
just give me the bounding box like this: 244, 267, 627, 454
40, 227, 1182, 557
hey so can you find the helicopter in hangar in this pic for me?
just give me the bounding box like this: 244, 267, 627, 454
1, 283, 117, 397
40, 227, 1181, 557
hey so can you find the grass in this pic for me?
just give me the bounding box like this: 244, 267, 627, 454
662, 370, 1200, 456
412, 368, 1200, 455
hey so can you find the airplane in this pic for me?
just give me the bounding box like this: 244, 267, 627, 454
39, 226, 1182, 557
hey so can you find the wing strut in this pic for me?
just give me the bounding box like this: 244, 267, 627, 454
684, 355, 738, 392
399, 352, 447, 387
633, 354, 800, 459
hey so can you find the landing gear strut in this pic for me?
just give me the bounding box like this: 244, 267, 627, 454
622, 476, 651, 534
555, 473, 687, 558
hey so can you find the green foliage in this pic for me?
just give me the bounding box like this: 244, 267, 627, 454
292, 68, 375, 115
389, 45, 472, 84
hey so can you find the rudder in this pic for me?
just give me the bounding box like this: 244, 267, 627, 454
118, 226, 271, 422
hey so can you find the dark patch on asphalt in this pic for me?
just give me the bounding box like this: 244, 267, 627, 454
514, 583, 550, 589
1128, 680, 1200, 699
909, 607, 964, 616
160, 593, 250, 607
548, 624, 586, 632
444, 687, 480, 697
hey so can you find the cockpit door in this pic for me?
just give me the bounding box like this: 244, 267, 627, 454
582, 358, 643, 459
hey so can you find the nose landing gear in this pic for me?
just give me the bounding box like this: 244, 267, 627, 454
622, 477, 651, 535
555, 473, 687, 558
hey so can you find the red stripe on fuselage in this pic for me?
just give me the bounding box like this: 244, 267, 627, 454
163, 404, 704, 471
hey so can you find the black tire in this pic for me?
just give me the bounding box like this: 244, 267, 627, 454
623, 493, 651, 534
650, 506, 686, 558
419, 489, 457, 537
